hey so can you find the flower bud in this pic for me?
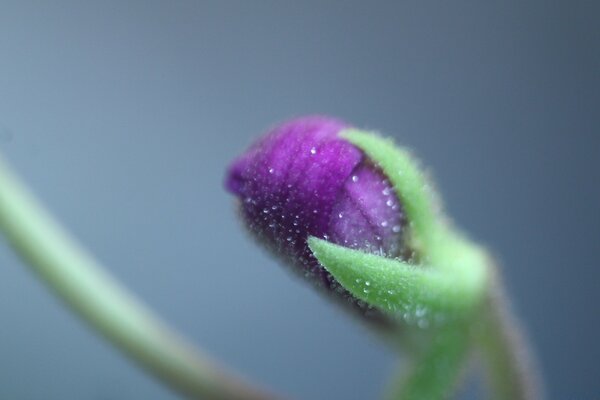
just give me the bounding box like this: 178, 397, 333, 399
225, 116, 406, 317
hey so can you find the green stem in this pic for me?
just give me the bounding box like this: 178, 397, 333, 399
0, 155, 278, 400
387, 322, 471, 400
477, 271, 543, 400
389, 271, 543, 400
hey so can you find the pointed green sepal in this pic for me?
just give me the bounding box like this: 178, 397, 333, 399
308, 237, 487, 323
340, 129, 444, 259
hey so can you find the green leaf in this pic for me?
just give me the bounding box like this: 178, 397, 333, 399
307, 237, 484, 322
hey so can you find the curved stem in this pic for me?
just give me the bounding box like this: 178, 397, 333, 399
0, 155, 279, 400
477, 270, 543, 400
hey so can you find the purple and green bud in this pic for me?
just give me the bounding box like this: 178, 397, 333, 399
224, 117, 524, 400
225, 116, 407, 315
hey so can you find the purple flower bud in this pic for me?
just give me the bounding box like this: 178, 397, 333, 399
225, 116, 406, 318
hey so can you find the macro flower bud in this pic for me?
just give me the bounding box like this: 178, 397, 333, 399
225, 116, 406, 314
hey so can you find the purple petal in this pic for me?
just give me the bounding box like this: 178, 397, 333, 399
226, 116, 361, 265
329, 162, 403, 257
225, 115, 406, 322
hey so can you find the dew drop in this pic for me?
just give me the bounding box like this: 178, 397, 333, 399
386, 199, 394, 207
381, 221, 388, 227
310, 147, 317, 155
338, 212, 344, 219
351, 175, 359, 183
392, 225, 401, 233
268, 167, 275, 174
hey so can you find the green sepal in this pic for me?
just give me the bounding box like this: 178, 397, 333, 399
308, 237, 486, 323
340, 129, 443, 261
340, 128, 489, 291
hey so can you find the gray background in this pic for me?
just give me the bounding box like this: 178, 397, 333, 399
0, 1, 598, 399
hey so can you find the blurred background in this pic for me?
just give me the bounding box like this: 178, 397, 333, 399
0, 1, 598, 399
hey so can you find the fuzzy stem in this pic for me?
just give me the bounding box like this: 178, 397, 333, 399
387, 322, 471, 400
0, 155, 278, 400
477, 269, 543, 400
386, 263, 542, 400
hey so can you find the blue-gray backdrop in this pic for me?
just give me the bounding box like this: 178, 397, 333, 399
0, 2, 598, 399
